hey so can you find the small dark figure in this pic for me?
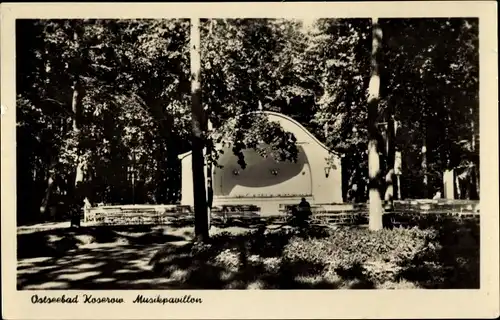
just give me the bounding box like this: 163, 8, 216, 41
294, 197, 311, 227
298, 197, 311, 212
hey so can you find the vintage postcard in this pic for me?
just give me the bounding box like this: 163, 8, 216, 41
1, 1, 498, 319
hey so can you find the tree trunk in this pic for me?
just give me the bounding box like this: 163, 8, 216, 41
70, 26, 85, 228
206, 159, 213, 230
421, 100, 429, 199
422, 143, 428, 199
384, 109, 395, 210
469, 107, 479, 200
206, 119, 214, 230
39, 165, 56, 217
71, 77, 84, 227
367, 18, 384, 231
396, 174, 402, 200
190, 18, 209, 242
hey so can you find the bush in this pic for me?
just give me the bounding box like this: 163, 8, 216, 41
397, 216, 479, 288
282, 226, 439, 284
153, 221, 478, 289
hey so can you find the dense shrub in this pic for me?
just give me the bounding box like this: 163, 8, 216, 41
398, 216, 480, 288
157, 221, 478, 289
282, 227, 440, 283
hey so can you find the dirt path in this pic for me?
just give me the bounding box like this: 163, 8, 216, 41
17, 224, 259, 290
18, 242, 172, 289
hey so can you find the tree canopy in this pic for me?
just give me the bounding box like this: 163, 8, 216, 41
16, 18, 479, 224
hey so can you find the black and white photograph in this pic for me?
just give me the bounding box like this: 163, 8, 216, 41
1, 2, 499, 319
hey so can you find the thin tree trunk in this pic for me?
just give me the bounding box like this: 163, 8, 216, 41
206, 119, 214, 230
38, 51, 59, 218
368, 17, 383, 231
39, 165, 56, 216
384, 108, 395, 210
469, 107, 479, 200
71, 77, 84, 227
396, 175, 402, 200
190, 18, 209, 242
206, 159, 213, 230
469, 167, 478, 200
421, 99, 429, 199
393, 119, 402, 200
422, 142, 428, 199
206, 19, 216, 227
71, 26, 85, 228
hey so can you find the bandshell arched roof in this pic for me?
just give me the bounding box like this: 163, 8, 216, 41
178, 111, 340, 160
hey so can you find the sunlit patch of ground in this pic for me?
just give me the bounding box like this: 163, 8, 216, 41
17, 224, 192, 289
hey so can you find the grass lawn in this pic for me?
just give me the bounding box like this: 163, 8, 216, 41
17, 217, 479, 290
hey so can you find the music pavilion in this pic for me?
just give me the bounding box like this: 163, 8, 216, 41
178, 111, 343, 214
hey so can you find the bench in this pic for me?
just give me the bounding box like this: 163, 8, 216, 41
212, 205, 261, 224
103, 208, 159, 225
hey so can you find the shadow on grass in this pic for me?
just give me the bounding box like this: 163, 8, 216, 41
17, 224, 194, 290
17, 225, 186, 260
17, 244, 177, 290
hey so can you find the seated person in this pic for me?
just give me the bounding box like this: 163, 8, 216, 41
296, 197, 312, 220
